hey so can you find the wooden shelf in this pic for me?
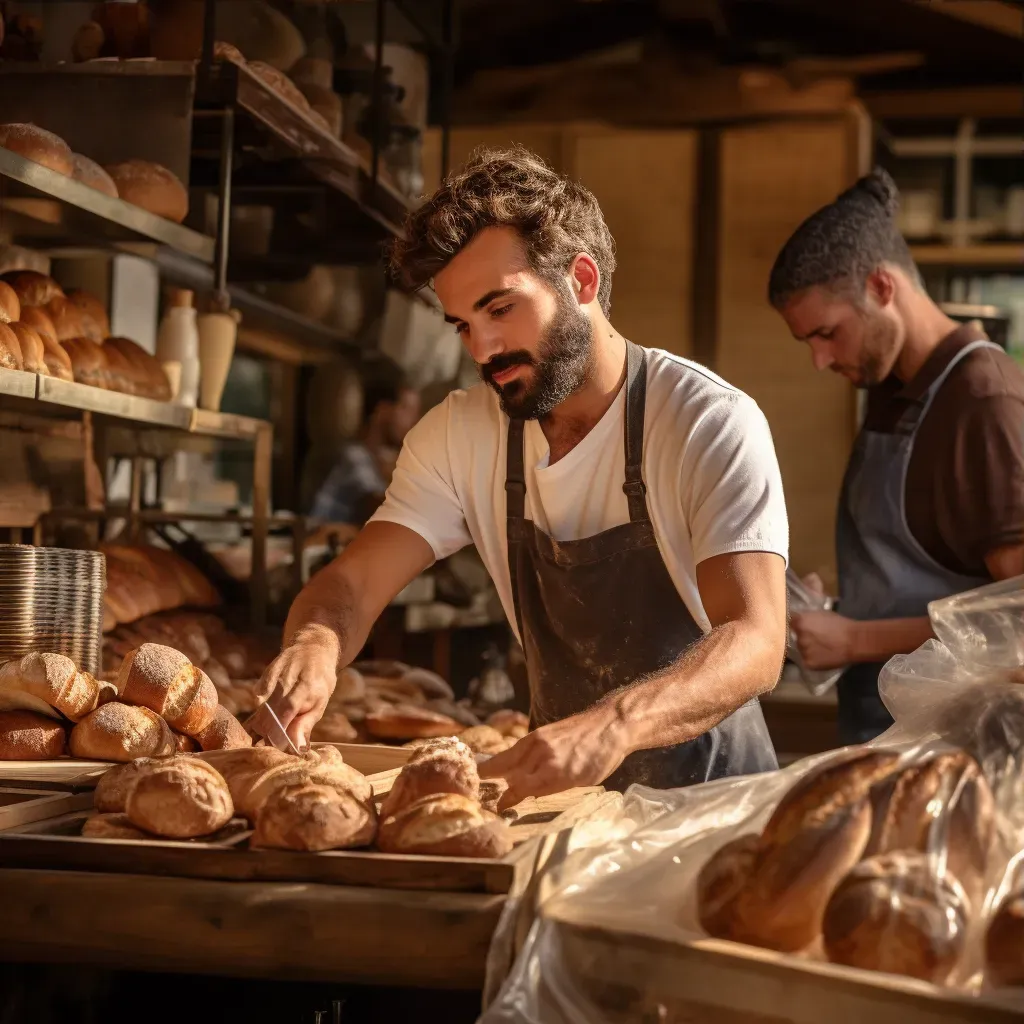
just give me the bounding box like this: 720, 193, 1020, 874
911, 243, 1024, 268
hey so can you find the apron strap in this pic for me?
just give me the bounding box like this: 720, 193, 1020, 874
622, 341, 650, 523
505, 416, 527, 642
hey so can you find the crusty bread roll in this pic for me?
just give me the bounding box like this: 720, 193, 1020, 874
868, 751, 994, 905
479, 778, 509, 815
61, 336, 110, 388
0, 652, 107, 722
9, 322, 70, 380
366, 676, 427, 706
94, 756, 171, 813
45, 296, 86, 343
65, 289, 110, 342
986, 892, 1024, 988
0, 322, 22, 371
117, 643, 218, 736
2, 270, 64, 309
173, 731, 199, 753
18, 305, 58, 344
193, 705, 252, 751
0, 709, 67, 759
242, 754, 372, 822
381, 737, 479, 820
334, 666, 365, 703
0, 124, 74, 177
70, 702, 175, 762
103, 337, 171, 400
378, 793, 513, 859
365, 703, 462, 741
310, 710, 357, 744
425, 698, 481, 729
82, 812, 153, 840
457, 725, 510, 755
251, 781, 377, 851
104, 160, 189, 224
487, 709, 530, 739
248, 61, 310, 114
126, 758, 233, 838
0, 280, 21, 324
823, 852, 969, 983
401, 667, 455, 700
696, 750, 903, 951
70, 154, 118, 199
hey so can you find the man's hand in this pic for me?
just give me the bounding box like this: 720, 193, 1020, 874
478, 706, 631, 811
790, 609, 855, 670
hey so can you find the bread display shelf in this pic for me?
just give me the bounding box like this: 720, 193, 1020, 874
0, 145, 213, 264
0, 787, 93, 830
0, 367, 269, 442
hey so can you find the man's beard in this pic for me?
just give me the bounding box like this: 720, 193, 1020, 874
480, 291, 593, 419
832, 313, 899, 388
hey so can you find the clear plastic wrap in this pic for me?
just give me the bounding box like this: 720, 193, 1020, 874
482, 575, 1024, 1023
785, 568, 845, 695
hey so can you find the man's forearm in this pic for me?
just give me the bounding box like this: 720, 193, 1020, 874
849, 616, 934, 663
283, 564, 370, 667
596, 619, 784, 754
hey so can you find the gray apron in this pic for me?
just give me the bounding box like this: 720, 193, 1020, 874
836, 336, 999, 744
505, 341, 778, 791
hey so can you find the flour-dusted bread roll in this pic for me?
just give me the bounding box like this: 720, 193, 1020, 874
70, 702, 175, 762
378, 793, 513, 859
117, 643, 218, 736
65, 289, 110, 341
0, 281, 21, 324
696, 750, 903, 952
82, 812, 153, 840
823, 852, 969, 983
0, 709, 67, 759
94, 755, 174, 813
193, 705, 252, 751
242, 753, 372, 822
0, 124, 74, 176
61, 336, 110, 388
0, 651, 107, 722
104, 160, 189, 224
2, 270, 64, 309
126, 758, 233, 838
380, 738, 479, 820
173, 731, 199, 753
251, 781, 377, 852
197, 745, 293, 805
0, 322, 22, 371
70, 154, 118, 199
986, 891, 1024, 988
457, 724, 510, 755
487, 709, 530, 739
365, 703, 462, 741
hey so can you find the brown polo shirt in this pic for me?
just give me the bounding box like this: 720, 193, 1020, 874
862, 321, 1024, 577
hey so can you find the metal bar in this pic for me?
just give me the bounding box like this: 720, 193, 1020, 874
441, 0, 454, 178
371, 0, 387, 188
213, 106, 236, 312
251, 423, 274, 628
200, 0, 216, 85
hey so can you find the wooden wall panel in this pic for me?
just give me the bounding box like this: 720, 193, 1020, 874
716, 119, 860, 588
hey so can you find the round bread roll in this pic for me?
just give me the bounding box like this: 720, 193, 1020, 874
0, 124, 74, 176
247, 61, 310, 113
310, 710, 357, 744
0, 322, 22, 371
71, 153, 118, 199
94, 756, 172, 813
251, 781, 377, 851
456, 724, 509, 756
377, 793, 513, 859
0, 709, 67, 759
69, 702, 176, 762
0, 651, 107, 722
65, 289, 110, 341
45, 295, 86, 343
194, 705, 252, 751
823, 852, 969, 983
365, 703, 462, 741
986, 892, 1024, 988
487, 709, 530, 738
2, 271, 64, 309
381, 737, 479, 820
126, 759, 233, 838
104, 160, 189, 224
82, 812, 153, 841
0, 280, 21, 324
117, 643, 218, 736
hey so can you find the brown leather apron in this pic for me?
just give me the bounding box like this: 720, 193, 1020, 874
505, 341, 778, 791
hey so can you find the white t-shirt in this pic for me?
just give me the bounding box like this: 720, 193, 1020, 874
371, 348, 789, 639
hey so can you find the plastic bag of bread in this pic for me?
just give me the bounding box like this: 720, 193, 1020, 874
479, 575, 1024, 1024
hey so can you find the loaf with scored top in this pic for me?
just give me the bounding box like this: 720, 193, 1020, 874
117, 643, 219, 737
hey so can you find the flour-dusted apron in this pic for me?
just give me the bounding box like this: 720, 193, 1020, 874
836, 337, 1000, 744
504, 341, 778, 791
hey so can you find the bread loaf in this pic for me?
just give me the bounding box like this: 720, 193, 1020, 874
9, 322, 70, 380
104, 337, 170, 400
70, 702, 176, 762
401, 667, 455, 700
310, 710, 357, 744
334, 666, 366, 703
100, 339, 139, 394
0, 652, 108, 722
66, 289, 110, 341
117, 644, 218, 736
94, 756, 171, 812
0, 280, 21, 323
365, 703, 462, 741
61, 336, 110, 388
378, 793, 513, 859
2, 270, 63, 308
0, 322, 22, 371
697, 834, 761, 942
82, 812, 152, 840
18, 305, 58, 344
487, 709, 530, 738
45, 296, 86, 343
0, 709, 67, 759
126, 758, 233, 838
248, 61, 310, 114
71, 154, 118, 199
457, 725, 510, 755
823, 852, 969, 983
0, 124, 74, 177
242, 754, 372, 822
381, 738, 479, 820
986, 892, 1024, 988
251, 781, 377, 851
104, 161, 189, 224
193, 705, 252, 751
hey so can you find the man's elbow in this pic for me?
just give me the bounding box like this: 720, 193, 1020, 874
745, 615, 787, 699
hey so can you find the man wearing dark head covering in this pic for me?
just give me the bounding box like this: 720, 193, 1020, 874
769, 168, 1024, 743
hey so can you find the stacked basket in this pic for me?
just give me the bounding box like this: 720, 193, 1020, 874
0, 545, 105, 675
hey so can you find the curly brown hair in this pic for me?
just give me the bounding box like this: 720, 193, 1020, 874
389, 146, 617, 315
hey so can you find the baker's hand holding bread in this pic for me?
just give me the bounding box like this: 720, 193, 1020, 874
257, 148, 788, 795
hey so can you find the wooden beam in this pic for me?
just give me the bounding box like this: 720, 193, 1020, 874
904, 0, 1023, 39
235, 324, 337, 367
863, 84, 1024, 119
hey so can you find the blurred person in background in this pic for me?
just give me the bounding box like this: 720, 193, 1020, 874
771, 168, 1024, 744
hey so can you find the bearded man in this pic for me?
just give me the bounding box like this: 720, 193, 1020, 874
253, 147, 788, 804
